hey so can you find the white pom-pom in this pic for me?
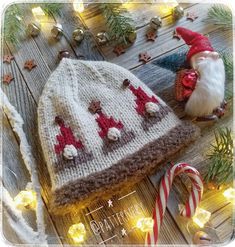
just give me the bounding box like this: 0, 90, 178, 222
63, 144, 78, 160
145, 102, 159, 116
107, 127, 121, 141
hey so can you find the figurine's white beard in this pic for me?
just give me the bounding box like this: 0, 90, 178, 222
185, 57, 225, 117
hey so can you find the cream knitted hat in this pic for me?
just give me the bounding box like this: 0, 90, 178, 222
38, 59, 199, 214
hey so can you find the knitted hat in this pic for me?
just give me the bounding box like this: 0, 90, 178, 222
176, 27, 214, 61
38, 59, 200, 214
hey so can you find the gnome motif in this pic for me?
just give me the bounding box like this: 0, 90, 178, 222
54, 116, 83, 159
96, 112, 124, 141
129, 85, 159, 116
175, 27, 225, 118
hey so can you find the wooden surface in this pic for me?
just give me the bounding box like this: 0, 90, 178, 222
1, 2, 234, 246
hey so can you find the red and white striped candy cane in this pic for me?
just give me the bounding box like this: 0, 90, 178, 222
146, 163, 203, 246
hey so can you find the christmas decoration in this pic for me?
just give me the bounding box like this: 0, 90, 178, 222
3, 73, 14, 84
192, 208, 211, 228
72, 27, 84, 43
136, 218, 154, 233
221, 52, 233, 81
100, 3, 135, 45
173, 29, 181, 40
127, 30, 137, 44
24, 59, 37, 71
35, 3, 62, 17
3, 55, 14, 64
14, 189, 37, 210
96, 31, 109, 45
172, 5, 184, 20
150, 16, 162, 30
223, 188, 235, 204
73, 0, 84, 13
27, 22, 41, 37
113, 45, 126, 56
122, 78, 131, 88
146, 31, 157, 41
160, 0, 178, 14
207, 4, 232, 29
186, 12, 198, 21
68, 223, 86, 244
88, 100, 102, 114
31, 6, 46, 21
58, 50, 70, 60
51, 23, 63, 40
146, 163, 203, 245
175, 27, 225, 118
139, 52, 151, 63
193, 231, 212, 244
204, 128, 233, 187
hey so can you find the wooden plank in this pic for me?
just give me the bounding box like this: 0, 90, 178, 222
86, 179, 187, 245
1, 116, 62, 245
83, 4, 219, 69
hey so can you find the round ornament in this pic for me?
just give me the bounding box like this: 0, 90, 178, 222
193, 231, 212, 245
96, 31, 109, 45
73, 28, 85, 43
172, 5, 185, 20
58, 50, 70, 60
127, 30, 137, 44
150, 16, 162, 30
51, 23, 63, 40
27, 22, 41, 37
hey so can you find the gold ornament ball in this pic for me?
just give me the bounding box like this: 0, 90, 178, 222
73, 28, 85, 43
96, 31, 109, 45
127, 30, 137, 44
150, 16, 162, 30
172, 6, 185, 20
68, 223, 86, 243
193, 231, 212, 245
27, 22, 41, 37
51, 23, 63, 40
14, 190, 37, 210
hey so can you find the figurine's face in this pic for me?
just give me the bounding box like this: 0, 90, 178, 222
190, 51, 219, 69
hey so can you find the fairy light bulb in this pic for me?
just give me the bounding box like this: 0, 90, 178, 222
223, 187, 235, 204
32, 7, 46, 21
68, 223, 86, 243
192, 208, 211, 228
73, 0, 84, 13
136, 217, 154, 232
160, 0, 178, 14
14, 190, 37, 210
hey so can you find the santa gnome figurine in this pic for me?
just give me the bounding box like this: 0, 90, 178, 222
175, 27, 226, 120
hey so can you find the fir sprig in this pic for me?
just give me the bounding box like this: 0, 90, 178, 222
35, 3, 63, 17
100, 3, 135, 44
3, 4, 26, 47
221, 52, 233, 82
204, 128, 233, 186
207, 4, 232, 28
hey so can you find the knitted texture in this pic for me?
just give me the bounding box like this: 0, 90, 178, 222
37, 59, 200, 214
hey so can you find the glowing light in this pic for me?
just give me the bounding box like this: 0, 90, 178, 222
223, 187, 235, 204
32, 7, 46, 21
73, 1, 84, 13
192, 208, 211, 228
136, 217, 154, 232
160, 0, 178, 14
68, 223, 86, 243
14, 190, 37, 210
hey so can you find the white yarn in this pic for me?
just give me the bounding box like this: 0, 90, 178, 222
145, 102, 159, 116
107, 127, 121, 141
63, 144, 78, 159
0, 88, 47, 245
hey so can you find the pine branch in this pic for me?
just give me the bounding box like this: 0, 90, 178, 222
221, 52, 233, 82
207, 4, 232, 28
39, 3, 63, 17
204, 128, 233, 186
100, 3, 135, 44
3, 4, 26, 47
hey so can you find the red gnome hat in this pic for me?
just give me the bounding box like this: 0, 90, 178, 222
176, 27, 214, 62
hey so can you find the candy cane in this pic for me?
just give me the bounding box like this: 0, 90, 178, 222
146, 163, 203, 246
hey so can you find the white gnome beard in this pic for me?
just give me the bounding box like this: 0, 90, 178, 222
185, 56, 225, 117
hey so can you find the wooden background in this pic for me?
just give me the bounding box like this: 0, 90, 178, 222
1, 1, 234, 245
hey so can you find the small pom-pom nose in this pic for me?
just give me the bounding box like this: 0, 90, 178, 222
107, 127, 121, 141
145, 102, 159, 116
63, 144, 78, 160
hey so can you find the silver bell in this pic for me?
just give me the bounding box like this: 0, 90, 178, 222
51, 23, 63, 40
73, 28, 85, 43
27, 22, 41, 37
150, 16, 162, 30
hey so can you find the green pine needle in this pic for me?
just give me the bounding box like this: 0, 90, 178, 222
100, 3, 135, 44
4, 4, 26, 47
38, 3, 63, 17
221, 52, 233, 82
204, 128, 233, 186
207, 4, 232, 28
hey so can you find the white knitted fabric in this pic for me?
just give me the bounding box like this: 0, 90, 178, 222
38, 59, 199, 213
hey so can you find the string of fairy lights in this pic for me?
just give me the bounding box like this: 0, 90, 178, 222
9, 0, 234, 245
